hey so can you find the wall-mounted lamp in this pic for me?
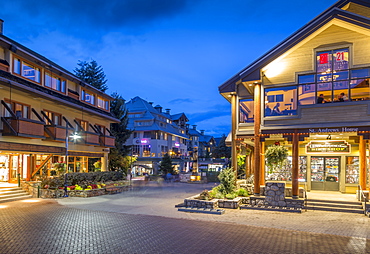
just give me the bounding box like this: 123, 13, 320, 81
326, 134, 331, 140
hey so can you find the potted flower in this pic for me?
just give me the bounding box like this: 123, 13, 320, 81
265, 144, 288, 174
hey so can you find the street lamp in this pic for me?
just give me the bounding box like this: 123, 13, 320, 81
64, 123, 80, 198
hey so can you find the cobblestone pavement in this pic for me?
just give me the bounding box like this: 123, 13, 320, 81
0, 181, 368, 253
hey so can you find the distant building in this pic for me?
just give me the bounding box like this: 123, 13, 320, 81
125, 97, 189, 175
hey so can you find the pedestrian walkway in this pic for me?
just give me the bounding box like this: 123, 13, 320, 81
58, 181, 370, 240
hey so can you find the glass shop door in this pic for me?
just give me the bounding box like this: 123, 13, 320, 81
311, 156, 340, 191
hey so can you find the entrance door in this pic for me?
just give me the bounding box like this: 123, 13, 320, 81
311, 156, 340, 191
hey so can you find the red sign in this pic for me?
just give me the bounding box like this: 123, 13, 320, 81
319, 53, 329, 64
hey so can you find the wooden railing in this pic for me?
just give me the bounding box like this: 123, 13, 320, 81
1, 117, 45, 138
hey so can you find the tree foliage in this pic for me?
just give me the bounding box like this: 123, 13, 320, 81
109, 93, 133, 173
159, 153, 175, 175
212, 134, 231, 159
74, 60, 108, 92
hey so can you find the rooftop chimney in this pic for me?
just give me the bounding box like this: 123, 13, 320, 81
148, 102, 153, 105
192, 125, 197, 130
200, 130, 205, 135
165, 108, 171, 114
154, 105, 162, 113
0, 19, 3, 35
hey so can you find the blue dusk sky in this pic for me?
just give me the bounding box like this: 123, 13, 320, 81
0, 0, 337, 137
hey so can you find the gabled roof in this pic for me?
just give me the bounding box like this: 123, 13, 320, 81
171, 113, 188, 122
219, 0, 370, 94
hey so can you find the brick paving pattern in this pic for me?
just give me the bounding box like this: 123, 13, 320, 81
0, 199, 369, 254
1, 181, 370, 253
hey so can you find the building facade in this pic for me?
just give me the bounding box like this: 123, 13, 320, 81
0, 20, 117, 183
219, 0, 370, 196
125, 97, 189, 175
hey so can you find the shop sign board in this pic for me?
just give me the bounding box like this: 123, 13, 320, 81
306, 140, 351, 153
308, 127, 358, 133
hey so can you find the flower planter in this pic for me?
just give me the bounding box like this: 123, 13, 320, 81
184, 195, 219, 209
218, 197, 244, 209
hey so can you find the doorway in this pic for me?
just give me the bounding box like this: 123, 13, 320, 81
311, 156, 340, 191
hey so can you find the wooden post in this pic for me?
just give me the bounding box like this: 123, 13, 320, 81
292, 130, 299, 199
254, 83, 261, 195
359, 136, 366, 190
231, 93, 238, 179
260, 141, 265, 186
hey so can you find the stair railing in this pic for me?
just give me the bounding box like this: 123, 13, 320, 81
358, 185, 368, 216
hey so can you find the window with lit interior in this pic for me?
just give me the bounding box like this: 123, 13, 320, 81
264, 86, 297, 117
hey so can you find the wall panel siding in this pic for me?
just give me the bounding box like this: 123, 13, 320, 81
264, 104, 369, 126
263, 24, 370, 86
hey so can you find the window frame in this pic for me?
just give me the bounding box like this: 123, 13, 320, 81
12, 56, 41, 84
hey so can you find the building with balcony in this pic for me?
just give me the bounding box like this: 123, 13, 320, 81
0, 20, 118, 183
219, 0, 370, 196
125, 97, 189, 175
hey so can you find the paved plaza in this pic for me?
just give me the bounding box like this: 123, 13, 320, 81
0, 181, 369, 253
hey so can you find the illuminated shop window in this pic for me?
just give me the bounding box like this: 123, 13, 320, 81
264, 86, 297, 117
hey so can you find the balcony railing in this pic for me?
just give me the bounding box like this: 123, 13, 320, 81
44, 125, 68, 142
83, 131, 100, 146
1, 117, 45, 138
99, 135, 115, 148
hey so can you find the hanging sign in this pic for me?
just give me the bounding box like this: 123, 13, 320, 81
306, 140, 350, 154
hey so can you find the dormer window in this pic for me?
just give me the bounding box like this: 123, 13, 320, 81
45, 72, 66, 93
97, 97, 109, 110
13, 57, 40, 83
81, 90, 95, 105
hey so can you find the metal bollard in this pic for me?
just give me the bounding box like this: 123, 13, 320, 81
37, 185, 40, 198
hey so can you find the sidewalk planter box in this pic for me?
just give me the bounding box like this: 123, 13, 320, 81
68, 189, 106, 198
218, 197, 243, 209
184, 195, 219, 209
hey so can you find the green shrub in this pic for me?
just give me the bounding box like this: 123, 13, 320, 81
199, 190, 211, 200
225, 193, 237, 199
236, 188, 248, 197
41, 171, 125, 189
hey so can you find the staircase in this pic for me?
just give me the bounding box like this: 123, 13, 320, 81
0, 187, 32, 203
305, 199, 364, 214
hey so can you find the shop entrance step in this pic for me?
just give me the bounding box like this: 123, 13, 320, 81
305, 199, 364, 214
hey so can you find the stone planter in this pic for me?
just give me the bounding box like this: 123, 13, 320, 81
218, 197, 243, 209
184, 195, 219, 209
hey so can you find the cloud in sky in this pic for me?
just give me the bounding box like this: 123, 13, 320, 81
0, 0, 337, 137
1, 0, 199, 38
168, 98, 193, 104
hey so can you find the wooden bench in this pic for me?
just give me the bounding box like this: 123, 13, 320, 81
105, 185, 126, 195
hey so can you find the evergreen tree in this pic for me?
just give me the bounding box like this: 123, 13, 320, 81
159, 153, 174, 175
109, 93, 133, 173
213, 134, 231, 159
74, 60, 108, 92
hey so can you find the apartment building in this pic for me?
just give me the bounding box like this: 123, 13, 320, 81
0, 20, 118, 183
125, 97, 189, 175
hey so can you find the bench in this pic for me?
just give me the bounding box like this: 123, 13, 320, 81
105, 185, 126, 195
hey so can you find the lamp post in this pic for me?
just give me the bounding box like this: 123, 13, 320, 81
64, 122, 69, 198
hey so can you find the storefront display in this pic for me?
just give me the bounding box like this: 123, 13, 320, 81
266, 156, 307, 181
311, 157, 340, 191
0, 155, 9, 182
345, 156, 359, 184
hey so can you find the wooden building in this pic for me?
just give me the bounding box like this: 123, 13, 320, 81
0, 20, 118, 183
219, 0, 370, 196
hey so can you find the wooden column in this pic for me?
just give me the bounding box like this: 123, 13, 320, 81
254, 83, 261, 195
260, 141, 265, 186
292, 130, 299, 199
231, 93, 238, 179
359, 136, 366, 190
